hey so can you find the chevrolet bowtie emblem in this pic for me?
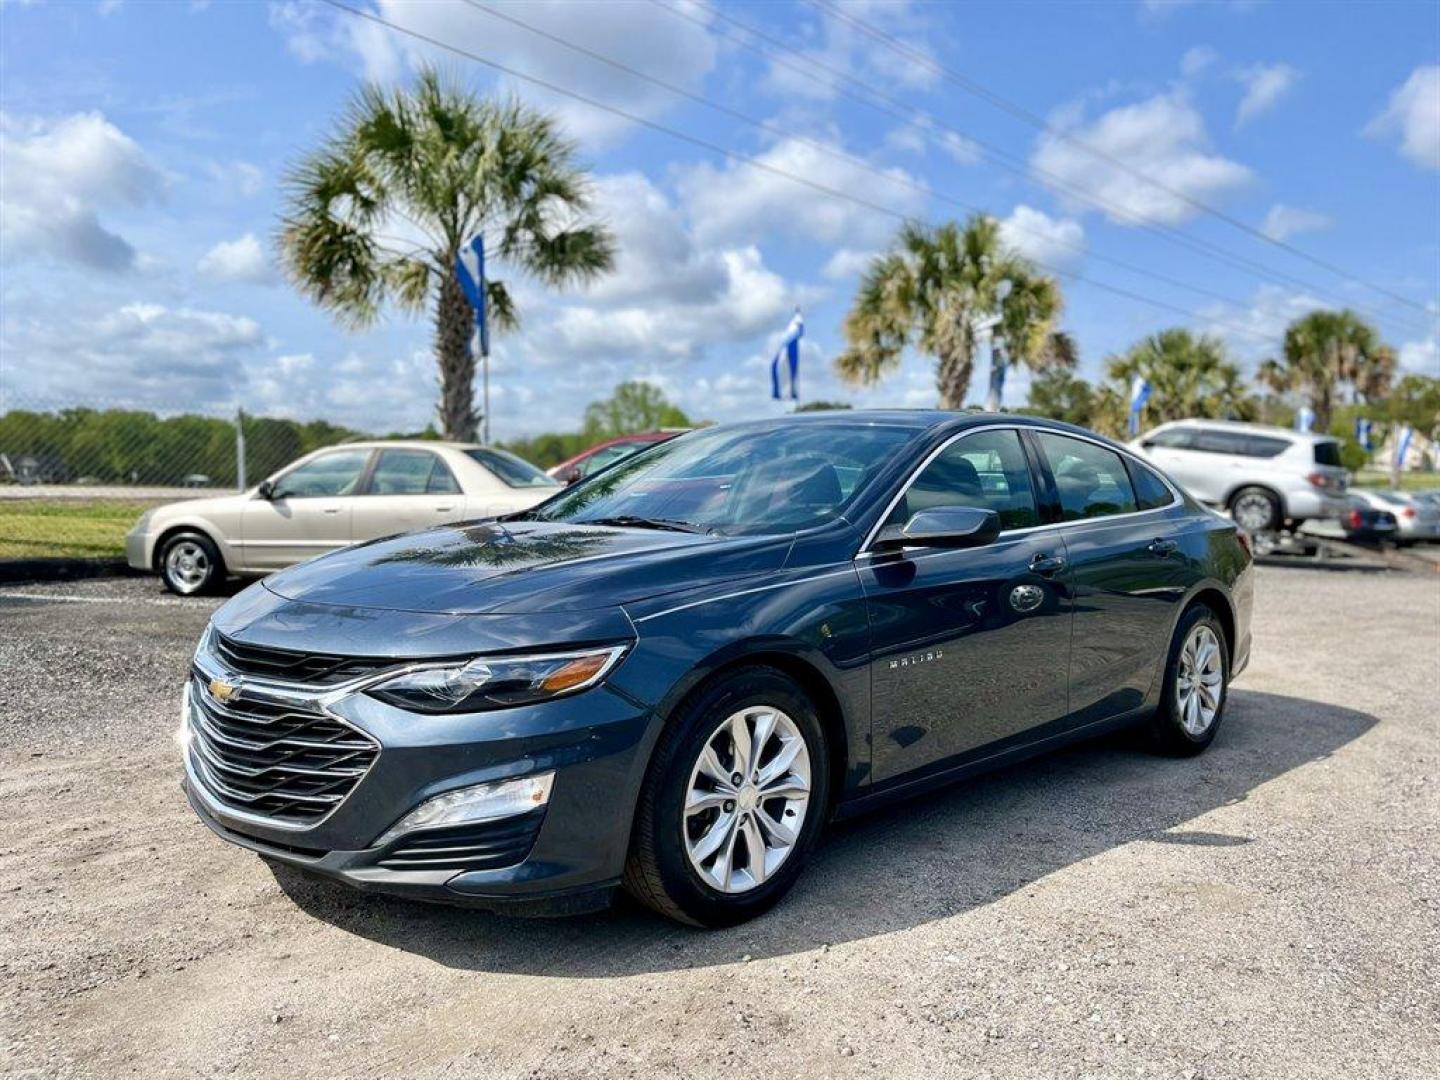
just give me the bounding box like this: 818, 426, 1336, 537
208, 677, 241, 703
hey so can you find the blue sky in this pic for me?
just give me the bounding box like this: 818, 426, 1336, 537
1, 0, 1436, 440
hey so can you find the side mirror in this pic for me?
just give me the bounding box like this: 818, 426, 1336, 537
873, 506, 1001, 552
256, 479, 276, 500
1140, 439, 1156, 449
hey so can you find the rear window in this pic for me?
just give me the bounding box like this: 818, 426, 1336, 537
1245, 435, 1291, 458
1313, 440, 1343, 467
1126, 459, 1175, 511
465, 448, 559, 489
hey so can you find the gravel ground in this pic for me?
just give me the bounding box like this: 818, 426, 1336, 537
1, 568, 1436, 1079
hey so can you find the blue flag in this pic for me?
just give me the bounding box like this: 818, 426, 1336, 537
454, 234, 489, 358
1395, 424, 1414, 470
770, 308, 804, 401
1128, 375, 1151, 436
1355, 417, 1373, 451
1295, 406, 1315, 432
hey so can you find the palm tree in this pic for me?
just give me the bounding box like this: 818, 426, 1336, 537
279, 69, 615, 441
1106, 329, 1256, 425
836, 215, 1063, 410
1256, 310, 1391, 430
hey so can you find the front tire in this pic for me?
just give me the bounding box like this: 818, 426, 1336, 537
1148, 605, 1229, 756
623, 666, 830, 927
158, 531, 224, 595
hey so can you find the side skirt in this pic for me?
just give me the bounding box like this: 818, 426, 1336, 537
830, 707, 1150, 822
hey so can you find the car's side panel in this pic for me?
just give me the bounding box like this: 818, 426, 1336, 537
855, 533, 1074, 784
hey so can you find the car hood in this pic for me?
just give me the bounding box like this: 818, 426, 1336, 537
261, 519, 790, 614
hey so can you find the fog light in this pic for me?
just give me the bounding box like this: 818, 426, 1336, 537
371, 772, 554, 848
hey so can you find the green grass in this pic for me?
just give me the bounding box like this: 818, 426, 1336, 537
0, 499, 159, 560
1353, 470, 1440, 492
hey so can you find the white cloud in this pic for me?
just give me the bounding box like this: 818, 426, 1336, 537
677, 136, 924, 248
1181, 46, 1218, 78
1366, 66, 1440, 170
761, 0, 939, 102
1234, 62, 1298, 128
823, 248, 878, 281
1399, 303, 1440, 376
0, 111, 168, 271
1260, 203, 1331, 242
1198, 284, 1324, 363
939, 131, 983, 166
197, 233, 273, 284
205, 159, 264, 199
1031, 92, 1252, 226
998, 205, 1086, 270
2, 301, 264, 405
271, 0, 719, 145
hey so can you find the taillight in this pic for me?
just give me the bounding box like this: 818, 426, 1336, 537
1306, 472, 1328, 489
1235, 528, 1253, 557
1402, 506, 1417, 519
1348, 510, 1364, 529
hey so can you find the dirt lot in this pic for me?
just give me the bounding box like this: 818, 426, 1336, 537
1, 567, 1436, 1079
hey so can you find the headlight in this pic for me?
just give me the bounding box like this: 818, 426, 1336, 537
364, 645, 628, 714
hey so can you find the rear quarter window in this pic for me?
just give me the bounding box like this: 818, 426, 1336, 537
1313, 440, 1343, 467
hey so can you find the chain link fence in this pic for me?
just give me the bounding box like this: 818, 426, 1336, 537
0, 392, 374, 563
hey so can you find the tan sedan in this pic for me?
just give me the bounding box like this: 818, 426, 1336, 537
126, 441, 560, 594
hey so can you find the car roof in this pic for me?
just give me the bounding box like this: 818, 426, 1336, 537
321, 439, 484, 452
1153, 418, 1338, 441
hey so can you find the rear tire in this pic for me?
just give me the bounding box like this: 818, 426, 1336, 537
623, 666, 830, 927
1148, 604, 1229, 757
1229, 486, 1281, 533
158, 531, 224, 596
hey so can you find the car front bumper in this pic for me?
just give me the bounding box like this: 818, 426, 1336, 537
125, 527, 151, 570
180, 663, 659, 915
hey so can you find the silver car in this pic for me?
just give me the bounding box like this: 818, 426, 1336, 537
1349, 488, 1440, 542
1131, 419, 1348, 533
127, 441, 560, 594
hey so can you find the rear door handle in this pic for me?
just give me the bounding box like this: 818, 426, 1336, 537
1029, 553, 1066, 576
322, 507, 342, 515
1148, 538, 1178, 557
434, 505, 455, 513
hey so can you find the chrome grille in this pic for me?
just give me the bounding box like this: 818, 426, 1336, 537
186, 674, 379, 825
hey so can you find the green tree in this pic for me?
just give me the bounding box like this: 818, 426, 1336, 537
278, 69, 615, 442
795, 400, 853, 412
1024, 367, 1096, 427
582, 381, 691, 439
1107, 329, 1256, 429
1256, 310, 1393, 430
836, 215, 1063, 410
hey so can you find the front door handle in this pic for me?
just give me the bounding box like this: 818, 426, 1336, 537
434, 505, 455, 513
1148, 538, 1178, 557
322, 507, 342, 515
1029, 552, 1066, 576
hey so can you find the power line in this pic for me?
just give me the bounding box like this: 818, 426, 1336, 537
317, 0, 1298, 350
461, 0, 1279, 317
810, 0, 1430, 317
658, 0, 1432, 337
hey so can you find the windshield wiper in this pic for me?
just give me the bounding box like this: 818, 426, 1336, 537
583, 515, 714, 535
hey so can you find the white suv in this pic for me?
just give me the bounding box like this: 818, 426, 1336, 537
1131, 419, 1349, 533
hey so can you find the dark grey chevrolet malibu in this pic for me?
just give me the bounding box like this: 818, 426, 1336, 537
181, 411, 1253, 926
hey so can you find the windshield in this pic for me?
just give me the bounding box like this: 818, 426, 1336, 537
527, 422, 918, 535
466, 448, 559, 489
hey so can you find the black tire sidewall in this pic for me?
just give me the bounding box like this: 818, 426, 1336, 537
159, 531, 222, 595
1153, 605, 1229, 755
643, 668, 830, 927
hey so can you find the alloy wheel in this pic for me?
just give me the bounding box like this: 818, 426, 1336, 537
1176, 624, 1224, 736
165, 540, 211, 594
682, 705, 811, 894
1232, 492, 1275, 533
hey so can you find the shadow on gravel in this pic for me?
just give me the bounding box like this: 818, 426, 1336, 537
272, 688, 1375, 975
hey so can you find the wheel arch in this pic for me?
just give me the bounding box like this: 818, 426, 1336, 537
649, 641, 854, 818
1182, 584, 1236, 665
151, 521, 228, 573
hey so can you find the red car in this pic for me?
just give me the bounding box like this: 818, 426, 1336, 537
547, 431, 683, 485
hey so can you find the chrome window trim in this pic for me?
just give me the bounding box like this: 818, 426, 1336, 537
855, 423, 1183, 557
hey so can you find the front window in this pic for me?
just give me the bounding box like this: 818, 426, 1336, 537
466, 448, 559, 489
883, 429, 1040, 530
529, 423, 917, 536
271, 449, 371, 499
